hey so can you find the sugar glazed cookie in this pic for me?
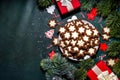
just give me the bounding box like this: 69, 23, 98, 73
57, 19, 100, 60
48, 19, 57, 28
102, 27, 110, 41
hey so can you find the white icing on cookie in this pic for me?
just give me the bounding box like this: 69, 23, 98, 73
93, 29, 99, 36
70, 39, 77, 46
77, 39, 85, 47
94, 39, 99, 45
73, 46, 79, 52
86, 29, 92, 36
78, 27, 85, 34
66, 22, 74, 27
64, 50, 69, 57
102, 34, 110, 40
107, 59, 115, 67
59, 27, 66, 34
60, 41, 65, 48
71, 31, 79, 39
83, 35, 89, 42
64, 32, 71, 39
103, 27, 110, 34
65, 40, 70, 45
67, 46, 72, 52
48, 19, 57, 28
84, 24, 89, 29
78, 50, 85, 56
88, 48, 95, 55
68, 25, 76, 32
53, 37, 59, 45
76, 20, 83, 26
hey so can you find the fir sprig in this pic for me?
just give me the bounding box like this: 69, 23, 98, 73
97, 0, 116, 17
113, 60, 120, 77
107, 41, 120, 58
74, 68, 87, 80
105, 11, 120, 39
80, 0, 98, 11
38, 0, 52, 8
40, 53, 76, 80
77, 58, 95, 70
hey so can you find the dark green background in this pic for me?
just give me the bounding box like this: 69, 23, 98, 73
0, 0, 48, 80
0, 0, 115, 80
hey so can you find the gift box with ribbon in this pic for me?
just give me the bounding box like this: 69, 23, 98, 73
87, 60, 118, 80
56, 0, 81, 15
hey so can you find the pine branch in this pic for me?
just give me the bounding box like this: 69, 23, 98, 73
40, 53, 76, 80
106, 12, 120, 29
74, 68, 87, 80
105, 11, 120, 39
97, 0, 116, 17
113, 60, 120, 77
80, 0, 97, 11
77, 58, 95, 70
38, 0, 52, 8
107, 41, 120, 58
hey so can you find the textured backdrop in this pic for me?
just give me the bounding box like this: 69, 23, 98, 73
0, 0, 113, 80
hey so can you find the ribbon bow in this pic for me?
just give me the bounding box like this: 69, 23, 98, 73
98, 71, 118, 80
57, 0, 73, 11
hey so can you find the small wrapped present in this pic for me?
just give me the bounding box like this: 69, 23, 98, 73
87, 60, 118, 80
56, 0, 81, 15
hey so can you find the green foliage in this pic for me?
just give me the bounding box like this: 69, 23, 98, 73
107, 41, 120, 58
97, 0, 116, 17
110, 27, 120, 39
106, 12, 120, 29
40, 59, 52, 70
40, 53, 76, 80
80, 0, 98, 11
113, 60, 120, 77
77, 58, 95, 70
81, 0, 94, 11
38, 0, 52, 8
74, 68, 87, 80
107, 52, 119, 58
106, 12, 120, 39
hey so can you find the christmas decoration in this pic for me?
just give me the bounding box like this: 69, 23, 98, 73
107, 41, 120, 58
87, 8, 97, 20
48, 50, 56, 59
113, 60, 120, 77
87, 12, 95, 20
55, 0, 81, 15
45, 29, 54, 39
99, 42, 108, 52
40, 53, 76, 80
38, 0, 52, 8
46, 5, 55, 14
87, 60, 118, 80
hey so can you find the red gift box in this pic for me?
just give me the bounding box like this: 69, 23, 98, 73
56, 0, 81, 15
87, 60, 118, 80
